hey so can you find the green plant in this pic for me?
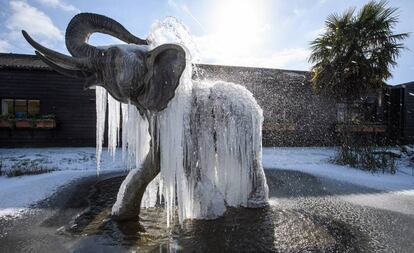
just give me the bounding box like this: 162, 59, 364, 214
3, 158, 58, 177
334, 132, 396, 173
40, 114, 56, 119
0, 114, 15, 120
309, 0, 408, 101
27, 114, 56, 120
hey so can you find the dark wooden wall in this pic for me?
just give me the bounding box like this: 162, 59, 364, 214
403, 84, 414, 143
385, 87, 403, 142
384, 82, 414, 144
0, 68, 97, 147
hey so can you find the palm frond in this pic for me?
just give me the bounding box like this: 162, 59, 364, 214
308, 0, 408, 100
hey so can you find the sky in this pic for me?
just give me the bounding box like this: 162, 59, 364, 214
0, 0, 412, 85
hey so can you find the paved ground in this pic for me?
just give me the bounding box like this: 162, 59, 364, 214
1, 169, 413, 252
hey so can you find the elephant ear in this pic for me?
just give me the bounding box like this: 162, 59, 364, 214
140, 44, 186, 111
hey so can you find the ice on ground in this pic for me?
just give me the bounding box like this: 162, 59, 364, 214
0, 170, 95, 218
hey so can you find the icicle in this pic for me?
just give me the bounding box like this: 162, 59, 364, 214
121, 103, 129, 163
155, 76, 267, 226
157, 62, 193, 226
141, 174, 161, 208
119, 102, 151, 170
148, 17, 267, 225
95, 86, 107, 176
107, 94, 121, 158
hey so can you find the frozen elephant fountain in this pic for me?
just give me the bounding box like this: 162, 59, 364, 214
22, 13, 268, 225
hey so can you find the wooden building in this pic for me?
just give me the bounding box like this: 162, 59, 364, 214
0, 53, 96, 147
385, 81, 414, 144
0, 53, 408, 147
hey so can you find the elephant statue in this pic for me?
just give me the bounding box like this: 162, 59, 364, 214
22, 13, 268, 223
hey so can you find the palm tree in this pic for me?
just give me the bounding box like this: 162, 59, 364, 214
309, 0, 409, 101
309, 1, 408, 171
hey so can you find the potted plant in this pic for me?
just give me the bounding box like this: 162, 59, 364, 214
0, 114, 14, 128
15, 118, 33, 128
35, 114, 56, 129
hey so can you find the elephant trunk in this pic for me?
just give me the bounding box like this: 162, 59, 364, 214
65, 13, 148, 58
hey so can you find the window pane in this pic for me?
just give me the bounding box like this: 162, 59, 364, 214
28, 100, 40, 116
1, 99, 14, 116
336, 103, 346, 123
15, 99, 27, 118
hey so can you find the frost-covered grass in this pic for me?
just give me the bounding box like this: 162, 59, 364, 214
0, 158, 59, 177
4, 166, 58, 178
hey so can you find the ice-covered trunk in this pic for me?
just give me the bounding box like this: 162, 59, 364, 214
111, 138, 160, 221
110, 103, 154, 221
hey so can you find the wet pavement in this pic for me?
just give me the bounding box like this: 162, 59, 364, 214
1, 169, 413, 253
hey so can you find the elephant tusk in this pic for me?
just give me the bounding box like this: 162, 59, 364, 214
35, 51, 92, 80
22, 30, 92, 70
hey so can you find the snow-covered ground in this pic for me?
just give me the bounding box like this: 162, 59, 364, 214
1, 147, 414, 219
0, 148, 125, 219
262, 147, 414, 194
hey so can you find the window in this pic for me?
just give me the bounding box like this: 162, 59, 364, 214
1, 99, 41, 118
336, 103, 346, 123
1, 99, 14, 115
15, 100, 28, 118
28, 100, 40, 116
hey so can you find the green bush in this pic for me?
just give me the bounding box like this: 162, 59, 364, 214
334, 133, 396, 174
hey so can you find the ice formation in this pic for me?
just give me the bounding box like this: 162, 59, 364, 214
95, 17, 268, 225
95, 86, 107, 175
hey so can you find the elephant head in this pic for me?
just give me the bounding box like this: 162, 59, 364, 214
22, 13, 186, 112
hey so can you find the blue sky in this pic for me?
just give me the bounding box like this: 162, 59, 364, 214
0, 0, 412, 84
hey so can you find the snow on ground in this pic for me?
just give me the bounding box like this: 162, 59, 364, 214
0, 148, 125, 219
1, 147, 414, 219
263, 147, 414, 194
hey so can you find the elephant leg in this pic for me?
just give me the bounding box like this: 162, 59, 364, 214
111, 150, 160, 221
247, 158, 269, 208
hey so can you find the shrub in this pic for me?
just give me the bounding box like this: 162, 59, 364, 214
5, 165, 58, 177
334, 133, 396, 174
2, 158, 59, 177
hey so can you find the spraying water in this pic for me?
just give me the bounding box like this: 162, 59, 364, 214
96, 17, 268, 225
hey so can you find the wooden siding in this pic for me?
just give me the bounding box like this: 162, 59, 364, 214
404, 85, 414, 143
384, 83, 414, 144
0, 68, 96, 147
